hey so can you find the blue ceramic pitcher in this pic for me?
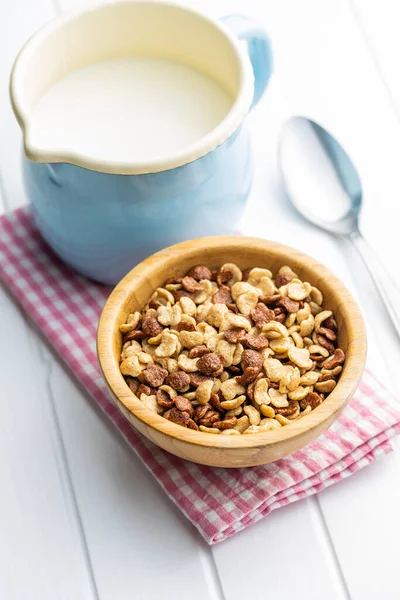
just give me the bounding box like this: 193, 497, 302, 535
10, 1, 272, 284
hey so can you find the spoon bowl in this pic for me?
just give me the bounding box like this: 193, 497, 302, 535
279, 116, 362, 235
279, 115, 400, 339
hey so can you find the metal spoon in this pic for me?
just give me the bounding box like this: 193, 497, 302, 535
279, 116, 400, 338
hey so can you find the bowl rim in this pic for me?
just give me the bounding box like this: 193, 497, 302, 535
97, 235, 367, 450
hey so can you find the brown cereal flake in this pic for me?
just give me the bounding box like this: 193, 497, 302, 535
324, 315, 338, 331
319, 327, 337, 341
188, 345, 210, 359
168, 408, 190, 426
156, 389, 175, 408
197, 353, 224, 376
126, 377, 139, 393
176, 321, 196, 332
212, 286, 233, 305
189, 372, 213, 388
272, 313, 286, 324
172, 289, 195, 302
194, 404, 211, 421
278, 297, 300, 313
216, 269, 233, 286
241, 349, 263, 371
137, 383, 152, 397
224, 327, 247, 344
274, 403, 298, 416
318, 373, 336, 382
164, 276, 182, 285
214, 417, 237, 430
209, 393, 223, 412
186, 264, 212, 281
322, 348, 345, 370
148, 299, 162, 310
273, 309, 287, 323
181, 276, 204, 293
174, 396, 194, 416
259, 294, 281, 306
199, 410, 220, 427
310, 353, 325, 362
250, 303, 275, 327
143, 363, 168, 387
300, 392, 323, 410
226, 303, 239, 314
123, 329, 146, 343
242, 333, 269, 350
142, 314, 164, 337
275, 272, 293, 287
247, 373, 264, 401
236, 366, 260, 385
317, 335, 336, 355
165, 371, 191, 390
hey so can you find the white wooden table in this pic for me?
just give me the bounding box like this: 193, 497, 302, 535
1, 1, 400, 598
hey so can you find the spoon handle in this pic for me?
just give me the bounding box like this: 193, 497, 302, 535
350, 232, 400, 338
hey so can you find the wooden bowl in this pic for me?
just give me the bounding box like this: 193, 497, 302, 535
97, 236, 366, 467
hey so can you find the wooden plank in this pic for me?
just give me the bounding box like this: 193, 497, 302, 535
0, 287, 97, 599
43, 352, 216, 600
0, 2, 104, 598
348, 0, 400, 387
214, 499, 347, 600
350, 0, 400, 116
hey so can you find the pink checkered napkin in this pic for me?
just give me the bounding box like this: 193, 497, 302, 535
1, 208, 400, 544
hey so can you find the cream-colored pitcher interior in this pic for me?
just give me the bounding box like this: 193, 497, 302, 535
10, 1, 253, 173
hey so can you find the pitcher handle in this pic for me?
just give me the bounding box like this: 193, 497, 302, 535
220, 14, 273, 110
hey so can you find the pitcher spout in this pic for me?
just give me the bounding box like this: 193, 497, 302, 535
9, 20, 76, 166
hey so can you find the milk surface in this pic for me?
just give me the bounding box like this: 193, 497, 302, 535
31, 56, 233, 164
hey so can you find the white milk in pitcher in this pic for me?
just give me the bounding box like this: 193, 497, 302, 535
30, 56, 234, 165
